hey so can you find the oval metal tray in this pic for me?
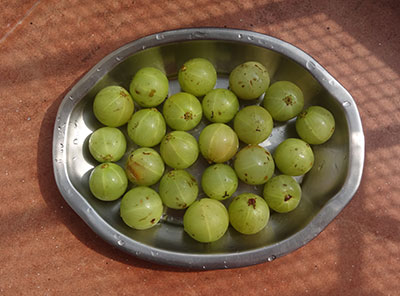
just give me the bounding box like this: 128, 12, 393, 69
53, 28, 364, 269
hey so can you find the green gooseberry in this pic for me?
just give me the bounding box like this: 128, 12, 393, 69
233, 105, 273, 144
160, 131, 199, 169
201, 164, 238, 200
88, 127, 127, 162
234, 145, 275, 185
93, 86, 135, 127
125, 147, 165, 186
120, 186, 163, 230
89, 163, 128, 201
183, 198, 229, 243
129, 67, 169, 107
202, 89, 239, 123
198, 123, 239, 163
159, 170, 198, 209
127, 108, 166, 147
228, 193, 270, 235
273, 138, 314, 176
162, 92, 203, 131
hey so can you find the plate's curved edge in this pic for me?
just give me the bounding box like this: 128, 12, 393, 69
52, 28, 365, 270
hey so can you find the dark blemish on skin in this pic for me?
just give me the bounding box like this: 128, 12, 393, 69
135, 89, 141, 95
244, 173, 248, 176
184, 112, 193, 120
253, 78, 257, 81
101, 163, 109, 169
149, 89, 156, 97
295, 148, 298, 151
181, 65, 187, 71
254, 64, 263, 71
265, 150, 270, 156
284, 194, 293, 202
264, 176, 269, 180
211, 111, 214, 118
120, 91, 128, 97
241, 85, 245, 88
218, 111, 222, 115
264, 162, 267, 165
142, 152, 151, 155
247, 198, 256, 209
306, 143, 310, 147
180, 203, 187, 208
151, 218, 156, 224
196, 82, 200, 85
146, 197, 149, 200
299, 111, 307, 118
294, 164, 297, 167
250, 80, 253, 86
255, 128, 261, 132
223, 191, 229, 198
283, 184, 287, 187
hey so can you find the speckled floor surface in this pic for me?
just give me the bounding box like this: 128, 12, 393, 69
1, 0, 399, 295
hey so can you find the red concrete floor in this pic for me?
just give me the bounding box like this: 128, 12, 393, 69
0, 0, 399, 295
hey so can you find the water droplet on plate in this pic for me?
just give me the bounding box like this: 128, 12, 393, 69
141, 45, 146, 50
306, 60, 316, 70
247, 35, 254, 40
342, 101, 351, 107
328, 79, 335, 86
155, 34, 164, 40
57, 126, 62, 131
115, 56, 122, 61
237, 34, 243, 39
117, 240, 125, 246
267, 255, 276, 262
86, 208, 92, 213
68, 96, 74, 101
73, 138, 78, 145
202, 265, 206, 269
96, 68, 101, 72
72, 156, 77, 161
192, 31, 206, 38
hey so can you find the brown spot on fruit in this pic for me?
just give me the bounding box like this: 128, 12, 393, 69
180, 65, 187, 71
101, 163, 109, 169
284, 194, 293, 201
149, 89, 156, 97
223, 191, 229, 198
120, 91, 128, 97
142, 152, 151, 155
135, 89, 141, 95
151, 218, 155, 224
184, 112, 193, 120
264, 175, 269, 180
247, 198, 256, 209
102, 154, 113, 161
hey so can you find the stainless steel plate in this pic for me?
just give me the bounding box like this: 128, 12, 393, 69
53, 28, 364, 269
